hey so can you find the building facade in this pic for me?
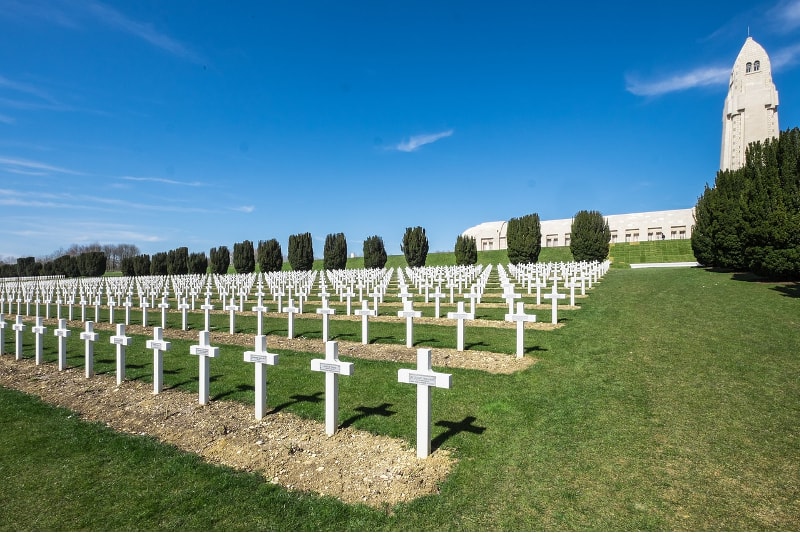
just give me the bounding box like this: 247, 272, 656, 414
462, 208, 696, 251
720, 37, 780, 171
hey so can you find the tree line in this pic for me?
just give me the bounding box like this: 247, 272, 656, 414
0, 214, 613, 279
692, 126, 800, 279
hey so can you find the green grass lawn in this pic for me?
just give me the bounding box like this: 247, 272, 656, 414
1, 267, 798, 530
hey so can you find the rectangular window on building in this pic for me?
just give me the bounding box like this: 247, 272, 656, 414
564, 233, 571, 247
610, 231, 618, 244
671, 226, 687, 240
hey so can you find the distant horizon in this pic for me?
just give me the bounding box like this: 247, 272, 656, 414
2, 1, 799, 259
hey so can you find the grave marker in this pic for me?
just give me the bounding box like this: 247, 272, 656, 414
310, 341, 354, 436
446, 301, 474, 351
505, 302, 537, 358
284, 299, 299, 339
316, 301, 335, 343
80, 321, 99, 378
0, 313, 5, 355
32, 317, 47, 365
544, 285, 565, 325
398, 348, 452, 459
54, 318, 71, 370
12, 315, 25, 361
397, 300, 422, 348
146, 327, 172, 394
189, 330, 219, 405
243, 335, 279, 419
110, 324, 132, 385
354, 300, 376, 345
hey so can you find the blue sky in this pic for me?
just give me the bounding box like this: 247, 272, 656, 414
2, 0, 800, 260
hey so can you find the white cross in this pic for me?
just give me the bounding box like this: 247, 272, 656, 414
341, 287, 355, 316
310, 341, 354, 436
12, 315, 25, 361
369, 289, 382, 315
189, 330, 220, 405
505, 302, 537, 358
398, 348, 452, 459
244, 335, 279, 420
54, 318, 71, 371
447, 301, 474, 351
532, 277, 547, 305
316, 301, 335, 343
108, 297, 116, 324
200, 297, 214, 331
544, 284, 565, 325
32, 317, 47, 365
251, 300, 269, 337
80, 321, 99, 378
159, 296, 170, 329
430, 286, 446, 318
284, 299, 299, 339
124, 297, 133, 325
565, 278, 577, 307
397, 286, 413, 304
463, 285, 480, 315
178, 298, 191, 331
354, 299, 376, 345
0, 313, 6, 356
140, 298, 149, 327
397, 300, 422, 348
273, 289, 285, 313
225, 301, 239, 334
502, 284, 522, 315
146, 326, 172, 394
110, 323, 132, 385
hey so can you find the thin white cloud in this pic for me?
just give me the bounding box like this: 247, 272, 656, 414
395, 129, 454, 152
233, 205, 255, 213
625, 66, 731, 97
0, 75, 58, 104
120, 176, 205, 187
84, 1, 203, 63
771, 42, 800, 69
768, 0, 800, 32
0, 155, 85, 175
0, 113, 14, 125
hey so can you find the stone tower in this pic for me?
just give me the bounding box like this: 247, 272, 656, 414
720, 37, 779, 171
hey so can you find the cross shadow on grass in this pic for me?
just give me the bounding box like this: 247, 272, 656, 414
524, 345, 547, 352
771, 282, 800, 298
464, 341, 489, 351
431, 416, 486, 452
213, 384, 253, 401
267, 391, 324, 415
340, 403, 396, 428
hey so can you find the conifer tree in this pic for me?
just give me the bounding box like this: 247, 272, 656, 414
257, 239, 283, 272
209, 246, 230, 275
288, 232, 314, 271
150, 252, 168, 275
323, 233, 348, 270
570, 210, 611, 262
454, 235, 478, 265
233, 240, 256, 273
363, 235, 387, 269
188, 252, 208, 274
506, 213, 541, 265
167, 247, 189, 275
401, 226, 429, 268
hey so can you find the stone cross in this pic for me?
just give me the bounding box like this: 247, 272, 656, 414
80, 296, 87, 322
55, 297, 62, 320
544, 284, 565, 325
447, 301, 474, 351
273, 289, 285, 313
178, 297, 190, 331
463, 285, 480, 315
369, 289, 382, 315
141, 298, 149, 327
341, 287, 355, 316
243, 335, 279, 420
54, 318, 71, 371
353, 299, 376, 345
316, 301, 335, 343
225, 301, 238, 334
251, 299, 268, 336
124, 296, 133, 325
310, 341, 354, 436
110, 324, 132, 385
0, 313, 5, 356
189, 330, 219, 405
501, 285, 521, 315
398, 348, 452, 459
80, 321, 99, 378
533, 277, 547, 306
505, 302, 537, 358
565, 278, 577, 307
397, 300, 422, 348
93, 294, 102, 323
430, 286, 446, 318
159, 296, 170, 329
13, 315, 25, 361
200, 296, 214, 331
284, 299, 299, 339
146, 327, 172, 394
32, 317, 47, 365
108, 296, 116, 324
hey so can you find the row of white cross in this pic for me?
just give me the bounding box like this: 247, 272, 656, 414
0, 317, 448, 459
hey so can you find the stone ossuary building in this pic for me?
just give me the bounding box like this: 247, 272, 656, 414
463, 37, 779, 251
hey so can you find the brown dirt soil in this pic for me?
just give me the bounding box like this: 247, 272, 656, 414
0, 355, 454, 508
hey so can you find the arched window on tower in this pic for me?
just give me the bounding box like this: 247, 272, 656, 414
746, 62, 752, 73
754, 60, 760, 71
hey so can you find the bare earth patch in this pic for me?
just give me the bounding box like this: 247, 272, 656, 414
0, 355, 453, 508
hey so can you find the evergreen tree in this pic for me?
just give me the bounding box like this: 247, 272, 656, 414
132, 254, 151, 276
16, 256, 36, 277
233, 240, 256, 273
120, 257, 135, 276
150, 252, 168, 275
167, 247, 189, 275
454, 234, 478, 265
209, 246, 230, 275
570, 210, 611, 262
323, 233, 348, 270
188, 252, 208, 274
363, 235, 387, 269
506, 213, 542, 265
401, 227, 429, 268
691, 184, 717, 267
288, 233, 314, 271
257, 239, 283, 272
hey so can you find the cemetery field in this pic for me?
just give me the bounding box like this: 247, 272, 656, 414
1, 267, 799, 530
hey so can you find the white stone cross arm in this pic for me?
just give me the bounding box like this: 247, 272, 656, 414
311, 341, 354, 436
244, 334, 279, 366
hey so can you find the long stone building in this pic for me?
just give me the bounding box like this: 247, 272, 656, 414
462, 209, 695, 251
720, 36, 780, 171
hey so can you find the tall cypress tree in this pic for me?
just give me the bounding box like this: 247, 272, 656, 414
209, 246, 230, 275
401, 227, 429, 268
233, 240, 256, 273
362, 235, 387, 269
323, 233, 347, 270
288, 232, 314, 271
506, 213, 541, 265
570, 210, 611, 262
257, 239, 283, 272
454, 235, 477, 265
